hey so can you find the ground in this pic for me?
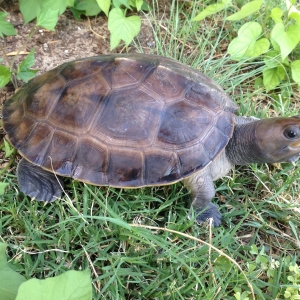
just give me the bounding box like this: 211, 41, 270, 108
0, 0, 159, 167
0, 0, 159, 106
1, 1, 300, 299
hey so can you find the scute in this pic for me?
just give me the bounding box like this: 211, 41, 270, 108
144, 149, 181, 184
60, 57, 111, 81
144, 65, 190, 101
3, 53, 235, 187
185, 83, 221, 110
8, 116, 37, 149
19, 122, 53, 165
101, 56, 157, 89
203, 127, 228, 160
25, 75, 66, 119
72, 138, 108, 185
157, 100, 212, 146
107, 149, 144, 186
92, 88, 162, 146
48, 73, 110, 132
177, 144, 210, 176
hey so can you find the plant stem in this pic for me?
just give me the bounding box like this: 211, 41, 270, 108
9, 25, 39, 90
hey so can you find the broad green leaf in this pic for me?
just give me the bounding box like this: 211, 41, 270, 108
256, 254, 269, 265
228, 22, 269, 60
16, 270, 92, 300
0, 65, 11, 87
263, 66, 285, 91
96, 0, 110, 16
108, 8, 141, 50
243, 38, 269, 58
135, 0, 143, 11
271, 23, 300, 61
286, 0, 300, 17
270, 38, 280, 53
67, 0, 75, 6
128, 0, 143, 10
113, 0, 131, 9
264, 49, 290, 68
249, 244, 258, 255
141, 1, 150, 11
19, 0, 44, 24
263, 50, 281, 68
247, 262, 257, 272
254, 77, 264, 90
69, 7, 86, 20
226, 0, 263, 21
271, 7, 283, 23
4, 139, 14, 158
17, 49, 38, 82
234, 290, 252, 300
17, 69, 38, 83
18, 49, 35, 70
42, 0, 69, 15
37, 7, 59, 30
75, 0, 101, 16
0, 182, 9, 195
291, 60, 300, 83
192, 0, 231, 21
0, 12, 17, 37
289, 12, 300, 26
0, 242, 27, 300
214, 256, 233, 273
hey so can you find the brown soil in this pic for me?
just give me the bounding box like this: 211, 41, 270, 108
0, 0, 161, 107
0, 0, 169, 171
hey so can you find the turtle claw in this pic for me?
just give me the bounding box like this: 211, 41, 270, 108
17, 158, 63, 202
194, 203, 222, 227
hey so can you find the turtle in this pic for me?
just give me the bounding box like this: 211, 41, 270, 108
3, 53, 300, 227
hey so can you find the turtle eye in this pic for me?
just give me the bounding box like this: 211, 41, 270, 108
284, 127, 299, 139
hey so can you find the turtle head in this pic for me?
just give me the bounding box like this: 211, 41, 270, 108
256, 115, 300, 163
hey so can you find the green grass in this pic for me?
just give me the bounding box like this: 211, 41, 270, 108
1, 0, 300, 299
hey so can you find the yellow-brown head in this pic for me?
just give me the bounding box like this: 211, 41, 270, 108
255, 115, 300, 163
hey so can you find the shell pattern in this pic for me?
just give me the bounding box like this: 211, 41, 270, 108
3, 54, 235, 187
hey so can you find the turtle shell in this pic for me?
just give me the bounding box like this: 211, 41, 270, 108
3, 54, 237, 187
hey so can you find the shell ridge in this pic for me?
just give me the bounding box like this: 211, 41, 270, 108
39, 128, 56, 166
4, 54, 235, 187
44, 74, 67, 120
17, 119, 37, 149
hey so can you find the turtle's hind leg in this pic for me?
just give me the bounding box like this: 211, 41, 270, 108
17, 158, 64, 202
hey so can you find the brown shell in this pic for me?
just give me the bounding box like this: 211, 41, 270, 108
3, 54, 236, 187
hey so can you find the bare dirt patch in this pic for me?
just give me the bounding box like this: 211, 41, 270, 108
0, 0, 163, 162
0, 0, 159, 106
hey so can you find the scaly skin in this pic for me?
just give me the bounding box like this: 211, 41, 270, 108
184, 115, 300, 226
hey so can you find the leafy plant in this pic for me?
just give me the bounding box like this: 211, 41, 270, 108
0, 0, 147, 89
16, 270, 92, 300
0, 2, 55, 89
0, 242, 92, 300
284, 264, 300, 299
16, 50, 38, 82
108, 7, 141, 50
0, 243, 26, 300
0, 12, 17, 88
0, 12, 17, 38
193, 0, 300, 94
70, 0, 145, 50
230, 244, 300, 299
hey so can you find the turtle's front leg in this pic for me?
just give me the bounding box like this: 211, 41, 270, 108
17, 158, 64, 202
183, 170, 221, 227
